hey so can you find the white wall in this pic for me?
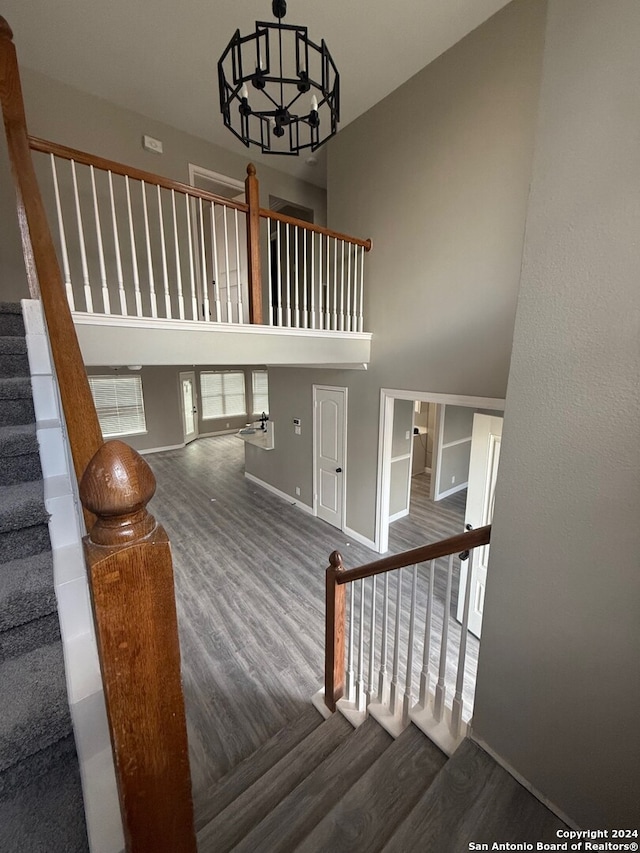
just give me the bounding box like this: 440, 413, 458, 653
472, 0, 640, 827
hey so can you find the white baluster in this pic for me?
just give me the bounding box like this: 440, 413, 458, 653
339, 239, 345, 331
318, 233, 324, 330
170, 190, 184, 320
156, 186, 171, 319
125, 177, 142, 317
451, 549, 475, 738
210, 202, 221, 322
326, 233, 331, 329
389, 568, 403, 715
293, 225, 300, 328
378, 573, 389, 703
285, 223, 292, 326
419, 559, 435, 707
276, 221, 283, 327
346, 241, 352, 332
367, 576, 377, 705
222, 205, 232, 323
309, 231, 316, 329
49, 155, 74, 310
359, 245, 365, 332
70, 160, 93, 313
185, 195, 198, 321
267, 225, 274, 326
402, 565, 419, 723
141, 181, 157, 318
355, 579, 366, 712
89, 166, 110, 314
434, 554, 454, 723
346, 582, 355, 701
332, 236, 338, 330
107, 171, 127, 316
198, 198, 210, 322
302, 228, 309, 329
234, 208, 244, 324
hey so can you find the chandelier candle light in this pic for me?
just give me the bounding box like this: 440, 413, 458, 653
218, 0, 340, 155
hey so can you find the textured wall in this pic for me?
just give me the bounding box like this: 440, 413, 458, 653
472, 0, 640, 826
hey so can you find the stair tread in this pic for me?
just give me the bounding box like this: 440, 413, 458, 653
0, 550, 56, 632
0, 641, 72, 773
298, 722, 447, 853
197, 710, 353, 853
234, 716, 393, 853
0, 377, 32, 400
194, 704, 324, 831
381, 739, 566, 851
0, 304, 23, 315
0, 337, 27, 354
0, 423, 38, 457
0, 480, 47, 534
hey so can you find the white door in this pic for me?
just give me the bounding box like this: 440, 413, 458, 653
457, 413, 503, 638
180, 372, 198, 444
314, 387, 347, 529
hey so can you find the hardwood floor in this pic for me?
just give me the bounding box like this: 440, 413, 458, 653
147, 436, 470, 821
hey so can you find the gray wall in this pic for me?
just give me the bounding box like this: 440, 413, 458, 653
473, 0, 640, 827
246, 0, 547, 541
0, 67, 327, 303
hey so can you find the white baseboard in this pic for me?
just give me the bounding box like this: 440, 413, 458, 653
469, 734, 579, 830
198, 428, 238, 438
434, 480, 468, 501
388, 508, 409, 523
244, 472, 314, 515
138, 442, 186, 455
342, 524, 378, 552
424, 466, 432, 474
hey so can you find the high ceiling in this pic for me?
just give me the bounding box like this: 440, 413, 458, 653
2, 0, 511, 187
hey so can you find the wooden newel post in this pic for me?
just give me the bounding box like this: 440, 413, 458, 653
325, 550, 346, 712
80, 440, 196, 853
245, 162, 263, 325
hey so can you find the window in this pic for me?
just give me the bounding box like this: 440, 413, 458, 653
252, 370, 269, 415
89, 375, 147, 438
200, 371, 246, 419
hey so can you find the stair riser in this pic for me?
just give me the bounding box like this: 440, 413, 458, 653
0, 354, 30, 379
0, 525, 51, 564
0, 453, 42, 487
0, 314, 25, 337
0, 399, 35, 428
0, 734, 77, 800
0, 614, 61, 664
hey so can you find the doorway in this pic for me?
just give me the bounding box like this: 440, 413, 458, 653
179, 371, 198, 445
313, 385, 347, 530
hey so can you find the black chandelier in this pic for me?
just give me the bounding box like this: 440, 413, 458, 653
218, 0, 340, 156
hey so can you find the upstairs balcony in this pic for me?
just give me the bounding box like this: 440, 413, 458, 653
28, 137, 372, 370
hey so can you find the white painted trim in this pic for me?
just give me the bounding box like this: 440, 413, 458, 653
469, 734, 579, 830
435, 481, 468, 500
178, 370, 199, 444
388, 507, 410, 523
441, 435, 472, 449
138, 442, 186, 455
188, 163, 245, 195
342, 524, 377, 552
311, 688, 333, 720
72, 311, 372, 341
376, 390, 506, 559
389, 452, 411, 463
312, 385, 348, 532
244, 471, 313, 515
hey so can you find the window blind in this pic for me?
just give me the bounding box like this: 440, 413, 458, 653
89, 375, 147, 438
200, 371, 246, 419
252, 370, 269, 415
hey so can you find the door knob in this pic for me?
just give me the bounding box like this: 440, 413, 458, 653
336, 467, 342, 473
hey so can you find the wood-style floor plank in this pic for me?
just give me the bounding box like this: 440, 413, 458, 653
147, 437, 468, 819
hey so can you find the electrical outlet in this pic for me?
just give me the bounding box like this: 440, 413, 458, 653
405, 430, 411, 440
142, 134, 163, 154
295, 486, 301, 496
451, 475, 456, 484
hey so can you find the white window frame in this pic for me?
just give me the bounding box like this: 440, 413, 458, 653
251, 369, 269, 416
200, 370, 247, 420
88, 375, 147, 439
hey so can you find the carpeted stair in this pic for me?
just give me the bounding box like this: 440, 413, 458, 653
0, 302, 88, 852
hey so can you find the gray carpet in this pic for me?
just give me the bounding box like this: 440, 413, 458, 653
0, 303, 88, 850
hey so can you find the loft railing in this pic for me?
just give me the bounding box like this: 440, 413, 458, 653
27, 141, 371, 332
325, 525, 491, 754
1, 18, 196, 852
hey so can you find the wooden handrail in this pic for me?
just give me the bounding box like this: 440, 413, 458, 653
80, 441, 196, 853
324, 525, 491, 712
260, 207, 373, 251
28, 135, 249, 212
0, 18, 103, 505
336, 525, 491, 584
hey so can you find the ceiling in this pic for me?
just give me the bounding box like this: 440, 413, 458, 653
3, 0, 512, 187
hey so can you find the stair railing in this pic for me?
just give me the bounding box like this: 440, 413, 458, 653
1, 18, 196, 852
325, 525, 491, 755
